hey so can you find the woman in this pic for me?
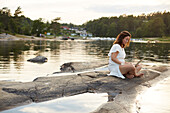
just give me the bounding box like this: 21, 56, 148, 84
108, 31, 143, 79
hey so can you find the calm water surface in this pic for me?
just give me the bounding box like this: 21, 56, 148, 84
0, 40, 170, 113
0, 40, 169, 82
138, 76, 170, 113
1, 93, 108, 113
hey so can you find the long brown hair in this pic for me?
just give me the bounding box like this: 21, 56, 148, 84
113, 31, 131, 48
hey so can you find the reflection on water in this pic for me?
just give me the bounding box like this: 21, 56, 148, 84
138, 76, 170, 113
0, 40, 169, 82
1, 93, 108, 113
0, 40, 107, 82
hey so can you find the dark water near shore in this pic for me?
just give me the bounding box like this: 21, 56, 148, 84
0, 40, 169, 82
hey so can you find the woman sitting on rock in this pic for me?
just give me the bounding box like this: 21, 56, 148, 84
108, 31, 143, 79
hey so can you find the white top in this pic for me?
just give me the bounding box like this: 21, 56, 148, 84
108, 44, 126, 64
107, 44, 126, 79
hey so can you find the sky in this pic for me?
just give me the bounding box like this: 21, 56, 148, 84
0, 0, 170, 25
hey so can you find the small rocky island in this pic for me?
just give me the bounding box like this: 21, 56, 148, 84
27, 56, 48, 63
0, 61, 169, 113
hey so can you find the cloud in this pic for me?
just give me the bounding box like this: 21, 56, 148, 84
1, 0, 170, 24
51, 11, 64, 14
88, 4, 170, 14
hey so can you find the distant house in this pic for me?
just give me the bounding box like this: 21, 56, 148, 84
46, 33, 51, 35
61, 26, 93, 37
87, 33, 93, 37
75, 30, 85, 34
75, 30, 87, 37
80, 33, 93, 37
71, 33, 77, 36
61, 26, 70, 30
70, 27, 79, 31
80, 33, 87, 37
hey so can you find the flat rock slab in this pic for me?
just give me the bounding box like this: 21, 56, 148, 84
59, 61, 108, 72
0, 81, 31, 111
0, 64, 169, 112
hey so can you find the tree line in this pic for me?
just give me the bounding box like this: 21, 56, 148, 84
83, 11, 170, 38
0, 6, 170, 38
0, 7, 61, 37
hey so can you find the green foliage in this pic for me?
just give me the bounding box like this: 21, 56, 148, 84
51, 17, 61, 37
14, 6, 22, 17
84, 11, 170, 38
0, 6, 169, 39
106, 22, 117, 37
0, 7, 61, 37
31, 18, 46, 36
149, 17, 165, 37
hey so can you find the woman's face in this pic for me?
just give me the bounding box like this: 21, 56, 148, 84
122, 36, 130, 45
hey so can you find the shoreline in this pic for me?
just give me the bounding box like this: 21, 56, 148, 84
0, 33, 170, 43
0, 61, 169, 112
136, 68, 170, 112
93, 67, 170, 113
0, 33, 170, 112
135, 68, 170, 113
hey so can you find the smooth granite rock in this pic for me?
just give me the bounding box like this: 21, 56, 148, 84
0, 62, 169, 113
27, 56, 47, 63
60, 61, 108, 72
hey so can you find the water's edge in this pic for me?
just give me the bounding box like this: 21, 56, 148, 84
135, 67, 170, 113
0, 65, 169, 113
93, 67, 170, 113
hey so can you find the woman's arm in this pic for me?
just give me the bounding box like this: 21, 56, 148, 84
111, 52, 122, 65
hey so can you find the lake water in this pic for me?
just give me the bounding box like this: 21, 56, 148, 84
1, 93, 108, 113
137, 75, 170, 113
0, 40, 169, 82
0, 40, 170, 113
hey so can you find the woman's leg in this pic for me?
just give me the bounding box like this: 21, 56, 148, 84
135, 65, 144, 77
119, 64, 136, 79
125, 73, 135, 79
119, 64, 143, 78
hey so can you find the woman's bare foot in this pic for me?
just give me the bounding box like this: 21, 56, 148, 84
125, 74, 134, 79
135, 65, 142, 73
135, 73, 144, 77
